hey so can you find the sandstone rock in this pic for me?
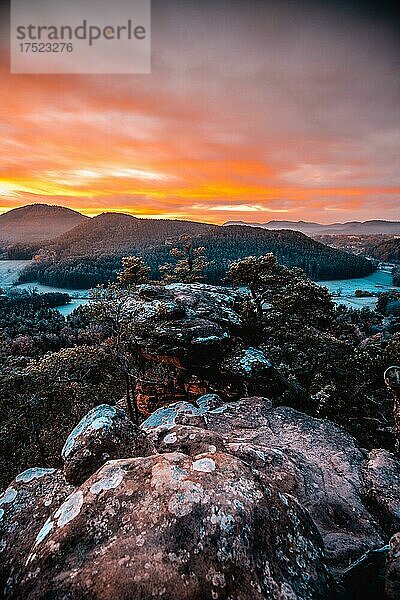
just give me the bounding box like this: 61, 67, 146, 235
13, 452, 334, 600
121, 284, 291, 413
156, 425, 226, 457
130, 283, 244, 360
385, 533, 400, 600
384, 365, 400, 453
205, 397, 386, 572
114, 283, 314, 415
62, 404, 154, 485
175, 394, 224, 427
145, 396, 385, 573
141, 399, 227, 432
174, 412, 208, 428
5, 393, 400, 598
341, 543, 389, 600
0, 467, 72, 593
196, 393, 224, 411
363, 449, 400, 535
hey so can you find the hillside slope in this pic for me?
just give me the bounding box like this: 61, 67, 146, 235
48, 212, 216, 256
18, 217, 374, 288
370, 238, 400, 263
0, 204, 87, 243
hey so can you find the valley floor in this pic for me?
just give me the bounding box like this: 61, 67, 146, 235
0, 259, 398, 313
322, 266, 399, 309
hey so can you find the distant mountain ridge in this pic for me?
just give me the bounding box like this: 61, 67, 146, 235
0, 204, 88, 243
223, 219, 400, 235
17, 212, 374, 288
0, 205, 385, 287
1, 204, 398, 244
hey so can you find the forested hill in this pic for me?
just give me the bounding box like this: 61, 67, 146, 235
47, 212, 216, 256
17, 215, 374, 289
0, 204, 87, 243
369, 238, 400, 263
195, 226, 374, 281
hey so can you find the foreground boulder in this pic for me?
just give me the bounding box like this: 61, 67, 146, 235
154, 425, 226, 457
0, 468, 72, 593
143, 397, 386, 573
13, 452, 333, 600
62, 404, 154, 485
4, 396, 400, 599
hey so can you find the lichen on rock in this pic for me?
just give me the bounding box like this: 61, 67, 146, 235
11, 452, 334, 599
3, 393, 400, 599
0, 468, 72, 595
62, 403, 154, 485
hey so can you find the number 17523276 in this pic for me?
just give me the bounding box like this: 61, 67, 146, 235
19, 42, 73, 52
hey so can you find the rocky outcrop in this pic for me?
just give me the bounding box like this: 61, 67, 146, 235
384, 366, 400, 452
3, 396, 400, 599
154, 425, 226, 457
0, 467, 73, 593
130, 283, 246, 413
62, 404, 155, 485
122, 284, 304, 414
142, 396, 387, 574
13, 452, 333, 600
131, 283, 244, 362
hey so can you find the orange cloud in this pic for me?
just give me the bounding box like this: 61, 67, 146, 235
0, 0, 399, 225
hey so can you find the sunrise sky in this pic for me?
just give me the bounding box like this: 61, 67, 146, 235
0, 0, 399, 223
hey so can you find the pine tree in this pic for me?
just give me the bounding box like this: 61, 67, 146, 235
160, 235, 211, 283
116, 256, 150, 287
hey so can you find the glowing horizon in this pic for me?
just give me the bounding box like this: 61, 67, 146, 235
0, 1, 399, 225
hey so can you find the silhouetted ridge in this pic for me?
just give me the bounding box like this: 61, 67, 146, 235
0, 204, 87, 243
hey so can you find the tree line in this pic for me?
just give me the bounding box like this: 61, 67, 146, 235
16, 227, 374, 290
